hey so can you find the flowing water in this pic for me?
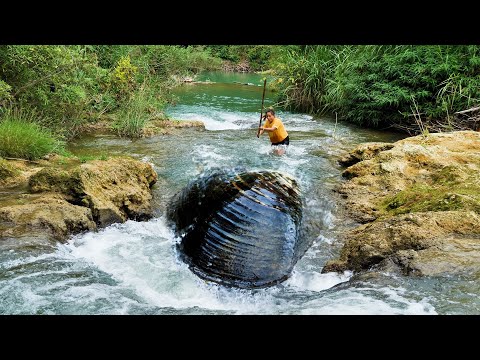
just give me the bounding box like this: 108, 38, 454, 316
1, 72, 478, 315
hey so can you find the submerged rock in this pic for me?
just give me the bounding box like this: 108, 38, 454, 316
167, 168, 306, 288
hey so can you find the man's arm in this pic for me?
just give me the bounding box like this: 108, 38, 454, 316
260, 126, 277, 132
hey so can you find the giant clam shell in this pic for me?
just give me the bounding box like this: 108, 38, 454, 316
167, 168, 304, 288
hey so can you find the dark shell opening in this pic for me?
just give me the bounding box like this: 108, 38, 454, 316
167, 168, 305, 288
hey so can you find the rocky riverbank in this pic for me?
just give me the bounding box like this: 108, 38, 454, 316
78, 117, 205, 137
0, 116, 207, 246
0, 155, 157, 243
323, 130, 480, 277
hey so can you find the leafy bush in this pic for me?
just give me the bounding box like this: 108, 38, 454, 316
110, 55, 138, 101
0, 45, 109, 138
207, 45, 280, 71
0, 80, 12, 105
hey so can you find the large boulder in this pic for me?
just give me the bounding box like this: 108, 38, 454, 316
323, 211, 480, 276
0, 193, 96, 241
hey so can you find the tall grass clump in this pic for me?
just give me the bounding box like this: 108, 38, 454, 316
272, 45, 341, 113
0, 107, 64, 160
111, 85, 155, 138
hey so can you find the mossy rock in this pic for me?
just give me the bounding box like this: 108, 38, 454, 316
0, 158, 20, 181
328, 131, 480, 277
28, 167, 85, 199
380, 164, 480, 216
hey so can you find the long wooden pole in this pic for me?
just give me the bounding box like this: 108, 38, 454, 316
256, 78, 267, 138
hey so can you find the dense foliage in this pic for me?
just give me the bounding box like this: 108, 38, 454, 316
2, 45, 479, 161
273, 45, 480, 132
0, 45, 221, 140
207, 45, 281, 71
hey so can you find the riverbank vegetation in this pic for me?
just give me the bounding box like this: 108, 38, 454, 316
2, 45, 480, 161
0, 107, 64, 160
271, 45, 480, 134
0, 45, 221, 158
206, 45, 282, 72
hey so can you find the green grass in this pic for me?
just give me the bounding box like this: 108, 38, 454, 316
112, 107, 148, 138
0, 108, 64, 160
78, 154, 108, 163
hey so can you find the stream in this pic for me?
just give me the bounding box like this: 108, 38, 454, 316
2, 71, 477, 314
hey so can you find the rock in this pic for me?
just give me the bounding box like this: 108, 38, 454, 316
335, 131, 480, 223
142, 119, 205, 137
0, 193, 96, 241
389, 236, 480, 277
0, 158, 27, 188
338, 142, 394, 167
324, 211, 480, 274
29, 157, 157, 227
1, 156, 158, 242
0, 158, 19, 181
327, 131, 480, 278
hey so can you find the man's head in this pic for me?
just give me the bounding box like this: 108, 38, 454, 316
265, 109, 275, 121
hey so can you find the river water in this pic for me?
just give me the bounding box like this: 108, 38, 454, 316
1, 72, 477, 315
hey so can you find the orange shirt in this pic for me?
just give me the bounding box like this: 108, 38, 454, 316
264, 117, 288, 144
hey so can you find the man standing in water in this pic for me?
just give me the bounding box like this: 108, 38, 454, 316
258, 109, 289, 155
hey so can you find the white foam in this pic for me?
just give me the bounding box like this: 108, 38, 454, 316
280, 114, 318, 131
168, 107, 257, 131
1, 217, 436, 315
286, 269, 352, 292
180, 112, 241, 131
53, 217, 437, 314
0, 280, 50, 314
191, 145, 232, 171
60, 218, 238, 311
297, 286, 437, 315
192, 145, 229, 161
316, 234, 334, 245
